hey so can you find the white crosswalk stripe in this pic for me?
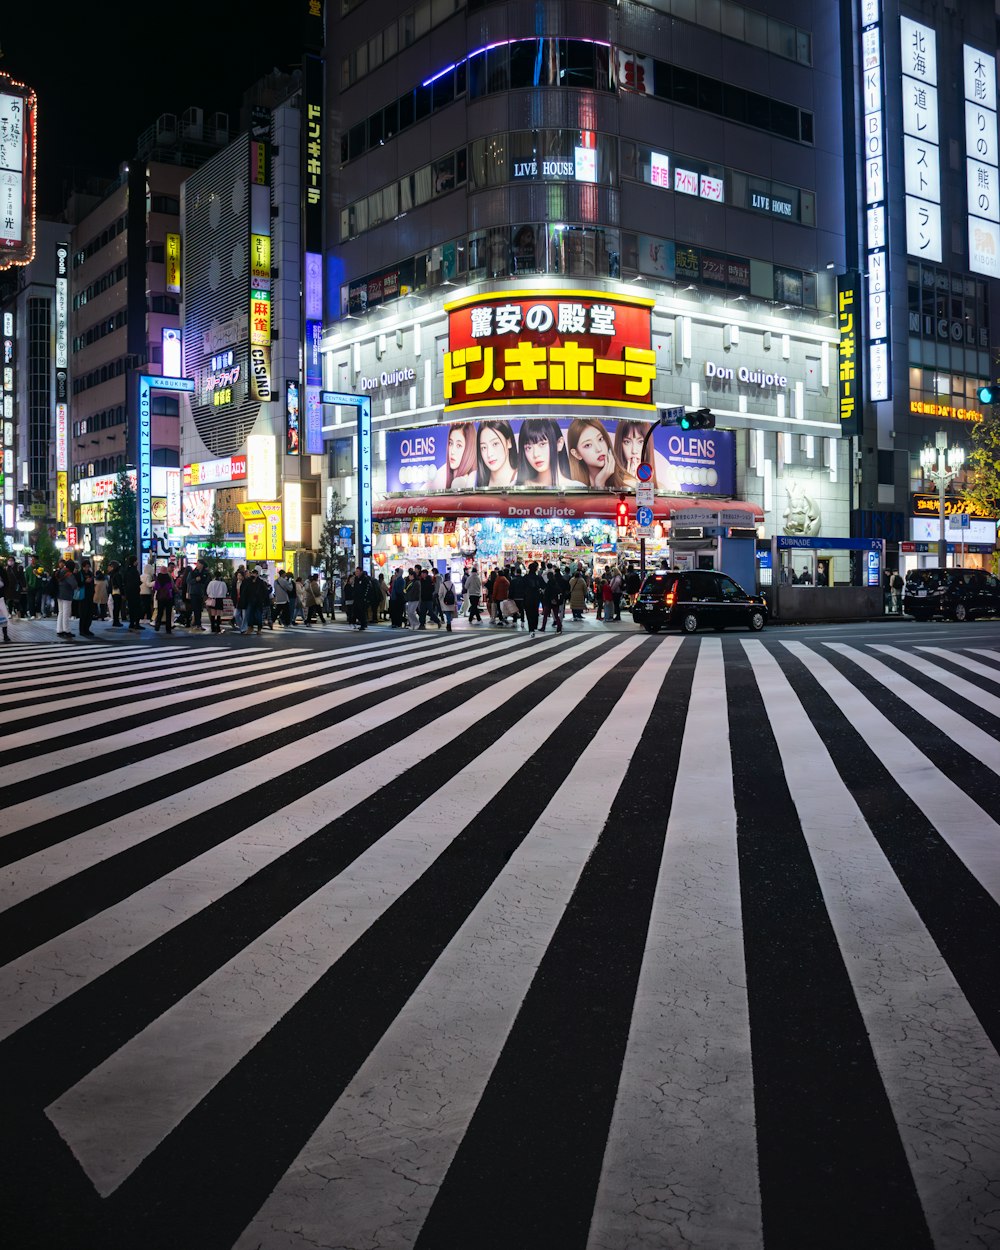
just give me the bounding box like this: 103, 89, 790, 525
0, 628, 997, 1250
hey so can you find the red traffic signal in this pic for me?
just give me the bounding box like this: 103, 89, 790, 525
616, 497, 629, 529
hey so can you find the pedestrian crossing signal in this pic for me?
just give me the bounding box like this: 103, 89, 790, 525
616, 497, 628, 531
977, 384, 1000, 404
679, 407, 716, 430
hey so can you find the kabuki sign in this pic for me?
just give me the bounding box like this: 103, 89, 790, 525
443, 290, 657, 412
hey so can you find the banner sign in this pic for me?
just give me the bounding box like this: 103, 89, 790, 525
443, 290, 656, 411
385, 417, 735, 497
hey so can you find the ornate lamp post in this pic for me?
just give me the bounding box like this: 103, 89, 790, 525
919, 431, 965, 567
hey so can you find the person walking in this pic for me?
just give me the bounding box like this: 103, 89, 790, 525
305, 573, 326, 624
342, 571, 356, 625
418, 568, 435, 629
0, 582, 9, 642
153, 568, 175, 632
231, 566, 247, 632
241, 567, 269, 634
290, 577, 307, 624
542, 565, 567, 633
55, 559, 78, 639
465, 565, 483, 623
93, 568, 109, 621
186, 560, 209, 631
609, 566, 624, 620
404, 569, 421, 630
523, 561, 543, 637
123, 556, 142, 631
353, 566, 375, 631
377, 573, 390, 621
108, 561, 125, 627
273, 569, 293, 626
139, 560, 155, 621
388, 567, 406, 628
77, 560, 96, 637
491, 566, 511, 627
890, 569, 904, 614
509, 565, 526, 629
438, 572, 458, 631
206, 570, 228, 632
568, 568, 588, 620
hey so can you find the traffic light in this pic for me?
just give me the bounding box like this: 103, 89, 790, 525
679, 407, 716, 431
616, 496, 629, 531
977, 384, 1000, 404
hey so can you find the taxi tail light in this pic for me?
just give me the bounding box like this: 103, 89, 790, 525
663, 589, 676, 607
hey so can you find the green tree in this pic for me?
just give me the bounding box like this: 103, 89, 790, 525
962, 404, 1000, 573
315, 491, 350, 589
32, 526, 61, 573
201, 502, 228, 569
104, 467, 137, 569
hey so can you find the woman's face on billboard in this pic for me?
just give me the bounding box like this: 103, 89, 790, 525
573, 425, 609, 471
523, 434, 551, 474
620, 426, 644, 472
480, 426, 511, 473
447, 426, 467, 470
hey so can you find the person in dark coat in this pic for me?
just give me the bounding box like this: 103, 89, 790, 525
123, 556, 142, 631
353, 566, 375, 631
522, 561, 543, 637
77, 559, 96, 637
542, 565, 567, 633
418, 567, 435, 629
240, 567, 270, 634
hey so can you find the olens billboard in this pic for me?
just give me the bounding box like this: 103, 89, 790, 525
385, 417, 734, 497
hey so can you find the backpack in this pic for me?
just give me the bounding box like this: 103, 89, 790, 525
444, 587, 455, 606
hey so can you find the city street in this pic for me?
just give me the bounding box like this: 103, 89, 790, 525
1, 615, 999, 1250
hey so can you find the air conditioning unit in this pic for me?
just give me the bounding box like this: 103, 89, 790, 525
182, 107, 204, 141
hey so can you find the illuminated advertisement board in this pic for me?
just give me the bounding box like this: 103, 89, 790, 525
386, 418, 735, 496
965, 44, 1000, 277
136, 374, 194, 554
183, 454, 247, 486
860, 0, 891, 402
0, 75, 37, 268
165, 232, 181, 294
901, 17, 941, 262
443, 291, 656, 412
837, 276, 859, 434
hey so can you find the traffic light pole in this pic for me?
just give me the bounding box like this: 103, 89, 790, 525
636, 407, 713, 577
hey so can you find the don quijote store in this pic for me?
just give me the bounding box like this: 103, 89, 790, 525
319, 281, 848, 581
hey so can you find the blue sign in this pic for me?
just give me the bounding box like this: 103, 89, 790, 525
636, 461, 653, 482
339, 526, 352, 540
867, 549, 880, 587
384, 418, 736, 496
636, 506, 654, 527
136, 374, 194, 555
776, 536, 882, 551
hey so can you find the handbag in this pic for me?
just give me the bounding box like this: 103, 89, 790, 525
72, 586, 85, 601
501, 598, 518, 616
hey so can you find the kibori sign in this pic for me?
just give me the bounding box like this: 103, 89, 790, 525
705, 362, 788, 388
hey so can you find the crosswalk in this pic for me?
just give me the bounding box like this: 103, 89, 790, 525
2, 628, 999, 1250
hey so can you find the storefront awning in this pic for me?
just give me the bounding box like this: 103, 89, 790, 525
373, 493, 763, 523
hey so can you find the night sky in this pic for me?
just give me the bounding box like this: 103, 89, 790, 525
1, 4, 307, 216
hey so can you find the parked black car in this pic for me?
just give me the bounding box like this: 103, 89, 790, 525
903, 567, 1000, 621
632, 569, 767, 634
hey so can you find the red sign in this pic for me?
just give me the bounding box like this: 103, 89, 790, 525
443, 291, 656, 412
373, 493, 763, 523
66, 525, 78, 546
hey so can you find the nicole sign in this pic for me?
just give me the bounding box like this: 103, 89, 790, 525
443, 290, 656, 412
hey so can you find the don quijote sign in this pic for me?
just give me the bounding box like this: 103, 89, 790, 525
358, 368, 416, 393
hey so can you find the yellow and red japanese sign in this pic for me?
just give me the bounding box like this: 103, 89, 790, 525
837, 276, 857, 428
443, 290, 656, 412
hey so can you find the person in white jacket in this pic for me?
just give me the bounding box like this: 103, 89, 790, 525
438, 573, 459, 632
206, 572, 229, 633
139, 561, 155, 621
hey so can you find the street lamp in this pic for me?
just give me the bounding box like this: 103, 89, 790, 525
919, 431, 965, 567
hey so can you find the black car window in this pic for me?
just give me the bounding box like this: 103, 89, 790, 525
986, 575, 999, 590
640, 574, 677, 596
718, 575, 747, 600
691, 573, 722, 598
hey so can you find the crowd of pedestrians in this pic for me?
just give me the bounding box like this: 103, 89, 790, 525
0, 549, 643, 642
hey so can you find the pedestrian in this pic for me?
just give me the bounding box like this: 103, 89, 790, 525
509, 565, 526, 629
93, 568, 109, 620
206, 570, 228, 632
273, 568, 293, 626
24, 561, 40, 619
890, 569, 904, 614
55, 559, 78, 639
601, 576, 615, 622
241, 567, 269, 635
465, 565, 483, 623
291, 577, 308, 624
419, 567, 436, 629
3, 556, 23, 619
123, 556, 142, 631
305, 573, 326, 624
491, 566, 511, 627
404, 570, 421, 629
353, 566, 376, 631
609, 566, 623, 620
186, 559, 209, 631
377, 572, 390, 621
523, 561, 543, 636
542, 564, 567, 633
342, 571, 355, 625
388, 567, 406, 628
0, 582, 9, 642
231, 566, 247, 632
153, 568, 175, 632
108, 561, 125, 626
77, 559, 96, 637
624, 563, 641, 608
568, 568, 588, 619
139, 560, 155, 620
438, 572, 458, 631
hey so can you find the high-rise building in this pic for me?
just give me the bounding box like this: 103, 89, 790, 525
66, 108, 230, 560
844, 0, 999, 571
319, 0, 856, 586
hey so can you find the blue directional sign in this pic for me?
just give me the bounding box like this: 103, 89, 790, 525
636, 506, 654, 528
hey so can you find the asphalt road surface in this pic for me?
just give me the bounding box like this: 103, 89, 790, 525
1, 614, 998, 1249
